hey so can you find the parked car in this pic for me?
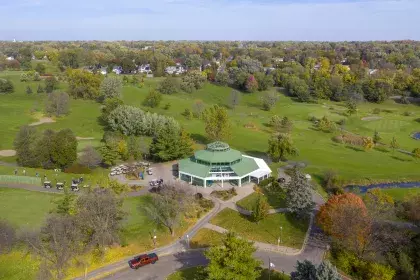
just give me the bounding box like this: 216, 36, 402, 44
128, 253, 158, 269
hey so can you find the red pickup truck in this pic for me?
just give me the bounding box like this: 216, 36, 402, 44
128, 253, 159, 269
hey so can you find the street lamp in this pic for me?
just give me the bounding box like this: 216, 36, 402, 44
277, 237, 280, 251
186, 234, 190, 249
152, 229, 157, 247
280, 226, 283, 244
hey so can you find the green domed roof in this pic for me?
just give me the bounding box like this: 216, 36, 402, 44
194, 142, 242, 164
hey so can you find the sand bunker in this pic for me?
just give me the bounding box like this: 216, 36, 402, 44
29, 117, 55, 126
76, 137, 95, 140
0, 150, 16, 157
361, 116, 383, 121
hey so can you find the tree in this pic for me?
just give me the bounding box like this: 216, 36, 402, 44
260, 91, 279, 111
181, 71, 206, 93
228, 89, 241, 109
142, 183, 195, 236
286, 76, 310, 102
401, 194, 420, 225
35, 63, 46, 75
364, 188, 395, 220
215, 72, 228, 86
254, 72, 273, 91
346, 100, 357, 116
245, 74, 259, 93
37, 84, 44, 93
317, 116, 335, 132
362, 136, 375, 151
285, 167, 314, 218
185, 54, 202, 69
45, 92, 70, 117
36, 129, 57, 169
150, 125, 194, 161
373, 130, 381, 144
127, 136, 147, 160
269, 115, 282, 132
76, 188, 122, 249
315, 260, 341, 280
44, 76, 58, 93
205, 232, 262, 280
100, 76, 122, 99
121, 57, 136, 73
317, 193, 372, 256
67, 69, 101, 99
14, 126, 39, 167
158, 77, 180, 94
192, 99, 206, 118
0, 78, 14, 94
51, 129, 77, 168
143, 88, 162, 108
54, 188, 77, 215
0, 220, 16, 254
412, 148, 420, 160
97, 145, 119, 166
79, 145, 102, 169
252, 195, 269, 223
390, 137, 399, 153
24, 215, 83, 280
203, 105, 231, 141
101, 97, 123, 122
20, 72, 29, 82
280, 116, 293, 132
26, 85, 32, 94
291, 260, 316, 280
267, 133, 298, 162
33, 72, 41, 81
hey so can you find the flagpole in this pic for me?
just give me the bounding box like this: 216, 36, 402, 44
268, 257, 271, 280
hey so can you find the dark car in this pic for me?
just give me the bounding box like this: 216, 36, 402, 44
128, 253, 158, 269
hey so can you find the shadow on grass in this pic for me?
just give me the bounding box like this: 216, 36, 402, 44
190, 133, 208, 145
374, 146, 390, 153
345, 145, 364, 152
245, 151, 271, 162
391, 155, 413, 162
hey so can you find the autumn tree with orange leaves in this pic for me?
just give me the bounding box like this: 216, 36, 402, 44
317, 193, 372, 257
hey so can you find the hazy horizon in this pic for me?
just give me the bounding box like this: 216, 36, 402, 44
0, 0, 419, 41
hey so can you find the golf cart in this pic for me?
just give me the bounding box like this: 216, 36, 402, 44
147, 168, 153, 175
43, 181, 52, 188
149, 178, 163, 187
71, 183, 79, 192
56, 182, 64, 190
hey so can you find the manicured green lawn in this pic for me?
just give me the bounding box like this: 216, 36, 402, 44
236, 192, 286, 211
190, 228, 224, 249
121, 80, 420, 184
0, 187, 59, 228
210, 208, 308, 248
167, 266, 290, 280
380, 188, 420, 201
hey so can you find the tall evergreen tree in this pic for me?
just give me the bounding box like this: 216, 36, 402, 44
51, 129, 77, 168
315, 260, 341, 280
285, 167, 314, 218
149, 125, 193, 161
252, 195, 270, 223
205, 232, 262, 280
14, 126, 39, 167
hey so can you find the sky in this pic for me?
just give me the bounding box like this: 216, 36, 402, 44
0, 0, 418, 41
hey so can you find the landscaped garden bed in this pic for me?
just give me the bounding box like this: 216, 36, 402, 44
210, 187, 237, 201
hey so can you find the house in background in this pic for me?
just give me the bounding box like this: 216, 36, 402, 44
100, 67, 107, 75
112, 66, 122, 75
165, 63, 186, 75
138, 64, 152, 74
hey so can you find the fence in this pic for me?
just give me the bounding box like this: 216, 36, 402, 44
0, 175, 41, 185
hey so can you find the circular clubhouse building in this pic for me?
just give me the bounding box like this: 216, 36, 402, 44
178, 142, 271, 188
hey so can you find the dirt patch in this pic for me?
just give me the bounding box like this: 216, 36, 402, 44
0, 150, 16, 157
76, 137, 95, 140
29, 117, 55, 126
361, 116, 382, 121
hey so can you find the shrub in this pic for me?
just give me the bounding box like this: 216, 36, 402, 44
163, 103, 171, 110
182, 108, 193, 120
143, 89, 162, 108
158, 77, 180, 94
0, 79, 14, 94
373, 108, 381, 114
64, 163, 92, 174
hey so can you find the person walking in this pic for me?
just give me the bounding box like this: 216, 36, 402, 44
14, 169, 17, 175
22, 169, 26, 176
